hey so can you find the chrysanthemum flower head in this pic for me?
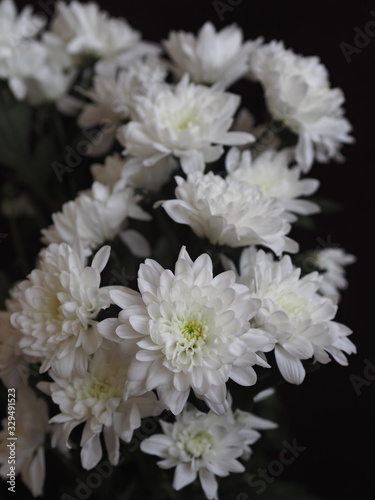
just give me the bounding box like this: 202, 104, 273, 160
226, 147, 320, 221
50, 1, 143, 62
10, 243, 114, 378
99, 246, 275, 415
42, 179, 151, 256
249, 40, 354, 171
38, 344, 163, 470
117, 74, 254, 174
162, 172, 298, 255
140, 402, 266, 500
227, 247, 356, 384
163, 22, 261, 89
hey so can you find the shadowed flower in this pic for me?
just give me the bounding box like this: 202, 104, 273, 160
140, 402, 268, 500
0, 384, 48, 497
38, 344, 163, 470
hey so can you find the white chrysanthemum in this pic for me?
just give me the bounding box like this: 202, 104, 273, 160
161, 172, 298, 256
91, 154, 177, 194
249, 40, 354, 171
98, 246, 274, 415
25, 62, 77, 107
118, 75, 254, 174
0, 0, 45, 46
122, 156, 178, 192
38, 345, 163, 470
0, 0, 48, 100
79, 56, 167, 127
0, 40, 48, 100
0, 384, 48, 497
9, 243, 113, 378
42, 180, 151, 257
50, 1, 155, 67
229, 247, 356, 384
77, 57, 168, 155
163, 22, 261, 89
140, 403, 262, 500
315, 248, 356, 301
226, 147, 320, 220
90, 154, 126, 189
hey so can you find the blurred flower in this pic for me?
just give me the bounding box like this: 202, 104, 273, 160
0, 0, 44, 46
315, 247, 356, 301
0, 40, 47, 100
0, 311, 27, 387
226, 147, 320, 221
163, 22, 261, 89
0, 384, 48, 497
91, 153, 178, 193
50, 1, 156, 70
249, 40, 354, 171
77, 56, 168, 155
42, 179, 151, 257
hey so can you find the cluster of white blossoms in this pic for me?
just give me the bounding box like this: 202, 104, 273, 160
0, 3, 357, 499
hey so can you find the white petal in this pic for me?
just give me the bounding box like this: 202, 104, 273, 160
275, 347, 306, 384
199, 468, 218, 500
140, 434, 172, 456
173, 463, 197, 490
91, 245, 111, 272
119, 229, 151, 258
81, 434, 103, 470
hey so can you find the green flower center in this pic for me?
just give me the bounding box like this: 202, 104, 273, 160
180, 319, 205, 342
185, 430, 213, 458
79, 376, 112, 400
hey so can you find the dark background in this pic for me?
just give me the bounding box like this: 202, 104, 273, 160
2, 1, 375, 499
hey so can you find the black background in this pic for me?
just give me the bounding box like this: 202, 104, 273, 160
1, 1, 375, 499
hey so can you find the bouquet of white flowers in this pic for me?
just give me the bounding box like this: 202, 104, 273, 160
0, 2, 358, 499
